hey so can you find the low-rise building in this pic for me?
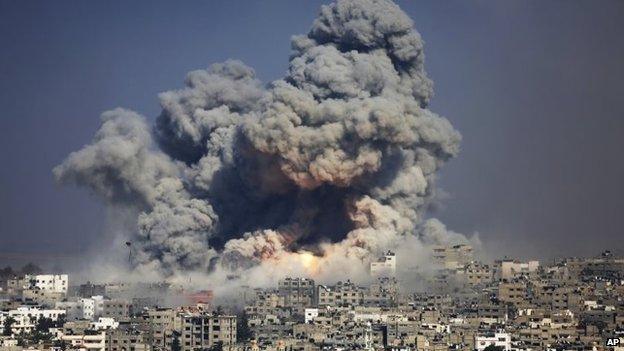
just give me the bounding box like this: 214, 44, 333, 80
370, 251, 396, 277
475, 331, 511, 351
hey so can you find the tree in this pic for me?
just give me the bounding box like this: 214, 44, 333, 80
16, 332, 26, 346
484, 345, 504, 351
54, 314, 66, 328
35, 317, 55, 333
3, 316, 15, 336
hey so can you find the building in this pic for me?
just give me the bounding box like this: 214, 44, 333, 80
433, 245, 473, 269
91, 317, 119, 330
498, 281, 528, 305
0, 306, 65, 335
364, 277, 399, 307
496, 260, 540, 280
370, 251, 396, 277
176, 313, 237, 350
22, 287, 65, 306
77, 282, 106, 298
317, 280, 364, 307
304, 308, 319, 323
563, 251, 624, 280
142, 308, 176, 349
55, 300, 84, 321
475, 331, 511, 351
25, 274, 69, 294
102, 299, 133, 321
277, 277, 315, 309
59, 330, 106, 351
5, 250, 624, 351
105, 323, 149, 351
458, 261, 493, 287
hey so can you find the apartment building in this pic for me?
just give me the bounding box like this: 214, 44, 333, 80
176, 314, 237, 350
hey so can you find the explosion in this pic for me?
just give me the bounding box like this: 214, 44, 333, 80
298, 252, 321, 276
54, 0, 473, 284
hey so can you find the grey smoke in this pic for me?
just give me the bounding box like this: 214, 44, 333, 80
54, 0, 471, 282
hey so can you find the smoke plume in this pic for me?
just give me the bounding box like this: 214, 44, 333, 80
54, 0, 471, 285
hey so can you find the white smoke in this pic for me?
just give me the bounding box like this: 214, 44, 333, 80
54, 0, 473, 287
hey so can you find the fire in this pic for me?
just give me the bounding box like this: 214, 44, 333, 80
299, 251, 321, 276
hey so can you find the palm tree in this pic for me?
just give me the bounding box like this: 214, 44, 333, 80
3, 316, 15, 336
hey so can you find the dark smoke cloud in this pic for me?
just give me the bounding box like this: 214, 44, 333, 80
54, 0, 471, 283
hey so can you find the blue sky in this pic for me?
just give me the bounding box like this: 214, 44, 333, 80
1, 0, 623, 265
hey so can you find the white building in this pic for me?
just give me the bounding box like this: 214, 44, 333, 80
0, 306, 65, 335
304, 308, 319, 323
78, 295, 105, 321
370, 251, 396, 277
1, 338, 18, 348
92, 295, 104, 318
90, 317, 119, 330
351, 311, 385, 323
55, 295, 104, 321
58, 330, 106, 351
475, 331, 511, 351
25, 274, 69, 294
499, 260, 539, 280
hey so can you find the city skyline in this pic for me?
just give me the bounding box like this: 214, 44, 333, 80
1, 249, 623, 350
2, 1, 624, 348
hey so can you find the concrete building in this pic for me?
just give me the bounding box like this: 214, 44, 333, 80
141, 308, 176, 349
497, 260, 540, 280
105, 323, 149, 351
59, 330, 106, 351
278, 277, 315, 309
304, 308, 319, 323
0, 306, 65, 335
317, 280, 364, 307
370, 251, 396, 277
564, 251, 624, 280
498, 281, 528, 306
102, 299, 133, 321
91, 317, 119, 330
458, 261, 493, 287
82, 298, 96, 320
25, 274, 69, 294
77, 282, 106, 298
433, 245, 473, 270
55, 300, 84, 321
5, 251, 624, 351
475, 331, 511, 351
176, 313, 237, 350
22, 288, 65, 306
6, 276, 27, 297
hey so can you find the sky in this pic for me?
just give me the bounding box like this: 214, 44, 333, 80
1, 0, 623, 267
